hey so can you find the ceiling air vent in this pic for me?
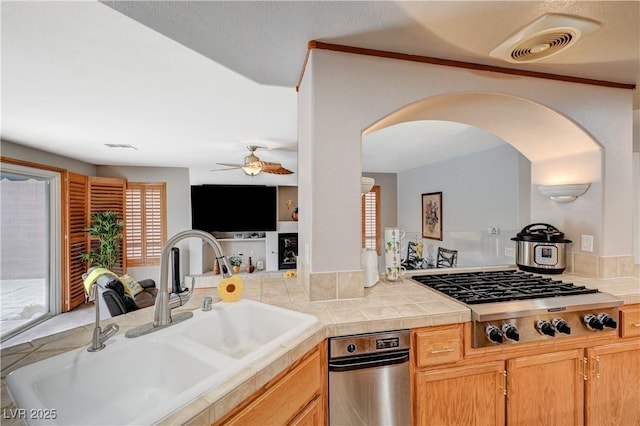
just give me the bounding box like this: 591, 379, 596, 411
105, 143, 137, 150
490, 13, 600, 63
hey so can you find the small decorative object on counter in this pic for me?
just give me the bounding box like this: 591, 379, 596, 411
286, 199, 298, 221
228, 254, 242, 274
213, 258, 221, 275
217, 275, 244, 302
384, 227, 405, 281
283, 270, 297, 278
246, 256, 255, 273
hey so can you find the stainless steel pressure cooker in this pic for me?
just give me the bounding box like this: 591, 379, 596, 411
511, 223, 572, 274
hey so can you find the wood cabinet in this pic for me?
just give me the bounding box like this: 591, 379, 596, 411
414, 324, 463, 367
412, 318, 639, 426
414, 361, 505, 426
289, 396, 324, 426
620, 305, 640, 338
216, 341, 326, 426
585, 339, 640, 425
507, 349, 584, 426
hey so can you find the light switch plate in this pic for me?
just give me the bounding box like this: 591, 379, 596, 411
581, 235, 594, 252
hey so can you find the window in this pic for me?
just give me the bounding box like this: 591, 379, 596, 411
361, 185, 381, 255
126, 183, 166, 266
1, 161, 62, 341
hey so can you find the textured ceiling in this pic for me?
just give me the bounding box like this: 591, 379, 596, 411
2, 1, 638, 184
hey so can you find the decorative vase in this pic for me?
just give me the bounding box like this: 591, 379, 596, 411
232, 265, 241, 274
292, 208, 298, 221
246, 256, 255, 273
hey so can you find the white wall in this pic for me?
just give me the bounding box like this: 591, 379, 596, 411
298, 49, 634, 274
1, 139, 97, 176
397, 145, 529, 266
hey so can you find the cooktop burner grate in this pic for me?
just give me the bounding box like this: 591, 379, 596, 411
411, 270, 598, 304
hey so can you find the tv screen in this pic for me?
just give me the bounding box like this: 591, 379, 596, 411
191, 185, 277, 232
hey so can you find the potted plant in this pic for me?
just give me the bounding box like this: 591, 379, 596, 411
228, 254, 243, 274
80, 211, 124, 272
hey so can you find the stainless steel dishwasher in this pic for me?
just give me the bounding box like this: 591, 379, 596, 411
328, 330, 410, 426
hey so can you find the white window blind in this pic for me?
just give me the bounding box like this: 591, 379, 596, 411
361, 185, 381, 255
126, 183, 166, 265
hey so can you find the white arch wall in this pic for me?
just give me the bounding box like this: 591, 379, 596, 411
366, 92, 605, 259
297, 49, 634, 293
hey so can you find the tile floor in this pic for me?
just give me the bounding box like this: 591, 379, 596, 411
1, 300, 94, 350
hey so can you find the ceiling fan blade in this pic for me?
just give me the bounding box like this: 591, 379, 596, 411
265, 168, 293, 175
258, 161, 294, 175
215, 162, 244, 168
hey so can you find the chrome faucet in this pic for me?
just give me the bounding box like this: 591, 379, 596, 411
87, 282, 119, 352
125, 230, 232, 338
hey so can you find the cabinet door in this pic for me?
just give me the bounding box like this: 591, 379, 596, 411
507, 349, 584, 426
414, 361, 505, 426
289, 395, 323, 426
586, 340, 640, 426
222, 350, 321, 425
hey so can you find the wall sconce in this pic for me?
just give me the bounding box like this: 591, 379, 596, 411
538, 183, 590, 203
361, 177, 375, 194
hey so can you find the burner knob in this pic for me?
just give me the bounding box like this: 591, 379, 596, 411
502, 324, 520, 342
583, 314, 604, 331
597, 313, 617, 329
536, 320, 555, 337
552, 318, 571, 335
486, 325, 504, 344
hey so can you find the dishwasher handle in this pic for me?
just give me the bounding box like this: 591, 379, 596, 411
329, 350, 409, 372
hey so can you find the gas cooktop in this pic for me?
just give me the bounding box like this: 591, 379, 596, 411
410, 269, 623, 348
410, 270, 598, 304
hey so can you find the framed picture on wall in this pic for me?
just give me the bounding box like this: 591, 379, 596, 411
422, 192, 442, 240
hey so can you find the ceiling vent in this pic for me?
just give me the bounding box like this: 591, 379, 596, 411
490, 13, 600, 63
105, 143, 137, 150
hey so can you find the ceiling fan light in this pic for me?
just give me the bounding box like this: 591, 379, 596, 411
242, 164, 262, 176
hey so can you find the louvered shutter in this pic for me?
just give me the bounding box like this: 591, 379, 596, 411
64, 172, 88, 311
361, 185, 381, 255
126, 183, 166, 265
88, 176, 126, 275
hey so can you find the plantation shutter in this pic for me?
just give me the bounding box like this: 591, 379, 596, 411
126, 183, 166, 265
64, 172, 89, 311
361, 185, 381, 255
88, 176, 127, 275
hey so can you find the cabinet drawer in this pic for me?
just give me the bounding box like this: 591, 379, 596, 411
415, 325, 462, 367
620, 306, 640, 338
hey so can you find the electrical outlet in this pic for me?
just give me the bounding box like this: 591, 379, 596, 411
488, 227, 500, 235
505, 247, 515, 257
581, 235, 594, 252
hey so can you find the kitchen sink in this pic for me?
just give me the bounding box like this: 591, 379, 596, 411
5, 299, 319, 425
180, 299, 320, 360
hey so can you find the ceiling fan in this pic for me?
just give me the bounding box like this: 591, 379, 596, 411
214, 145, 294, 176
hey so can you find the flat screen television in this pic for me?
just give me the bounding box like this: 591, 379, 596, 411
191, 185, 277, 232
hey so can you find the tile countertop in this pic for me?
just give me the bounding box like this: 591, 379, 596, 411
1, 265, 638, 425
